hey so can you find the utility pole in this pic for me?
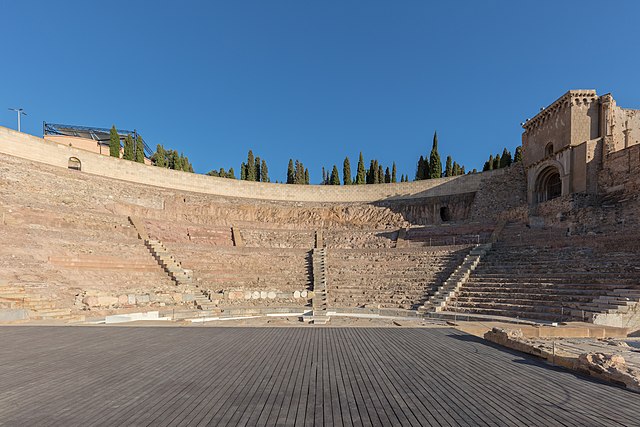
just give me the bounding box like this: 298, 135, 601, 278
8, 108, 26, 132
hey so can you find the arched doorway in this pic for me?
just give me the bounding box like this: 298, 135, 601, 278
534, 166, 561, 203
68, 157, 81, 171
440, 206, 451, 222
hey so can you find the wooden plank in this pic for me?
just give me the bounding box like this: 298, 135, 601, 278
0, 326, 639, 426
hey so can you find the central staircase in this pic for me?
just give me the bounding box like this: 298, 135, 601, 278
311, 247, 329, 324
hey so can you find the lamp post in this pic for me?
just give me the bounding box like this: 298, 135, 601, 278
8, 108, 27, 132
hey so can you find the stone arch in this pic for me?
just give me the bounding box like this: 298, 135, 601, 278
68, 157, 81, 171
439, 206, 451, 222
534, 165, 562, 203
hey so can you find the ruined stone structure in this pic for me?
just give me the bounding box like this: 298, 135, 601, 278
523, 90, 640, 205
0, 89, 639, 329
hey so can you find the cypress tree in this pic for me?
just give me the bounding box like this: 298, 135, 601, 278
304, 168, 310, 185
330, 165, 340, 185
356, 152, 366, 184
295, 161, 305, 184
246, 151, 256, 181
287, 159, 294, 184
135, 136, 145, 163
487, 155, 494, 171
322, 166, 327, 185
154, 144, 166, 167
261, 159, 269, 182
384, 167, 391, 183
343, 157, 352, 185
416, 156, 426, 180
429, 131, 442, 179
367, 160, 375, 184
109, 125, 120, 158
241, 162, 247, 180
493, 153, 501, 170
254, 157, 261, 182
170, 151, 180, 170
123, 135, 134, 160
514, 146, 523, 163
392, 162, 397, 183
500, 148, 512, 168
377, 164, 384, 184
461, 166, 466, 174
445, 156, 453, 177
228, 167, 236, 179
452, 161, 459, 176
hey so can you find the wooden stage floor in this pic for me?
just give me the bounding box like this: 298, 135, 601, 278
0, 326, 638, 426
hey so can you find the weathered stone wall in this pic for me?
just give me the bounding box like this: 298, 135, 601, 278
376, 193, 477, 225
469, 162, 527, 223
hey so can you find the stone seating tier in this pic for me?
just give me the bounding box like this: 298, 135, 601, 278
166, 244, 312, 296
326, 247, 470, 310
447, 223, 640, 322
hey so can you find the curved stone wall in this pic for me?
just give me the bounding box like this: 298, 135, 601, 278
0, 126, 504, 203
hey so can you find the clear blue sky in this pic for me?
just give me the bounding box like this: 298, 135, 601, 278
2, 1, 639, 183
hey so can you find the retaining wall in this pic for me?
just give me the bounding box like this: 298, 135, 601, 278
0, 126, 504, 203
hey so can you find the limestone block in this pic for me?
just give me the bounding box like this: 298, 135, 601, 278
267, 291, 276, 299
244, 291, 252, 300
301, 291, 308, 298
260, 291, 267, 299
182, 294, 195, 302
171, 292, 182, 303
136, 295, 150, 304
251, 291, 260, 300
118, 295, 128, 305
294, 291, 301, 299
128, 295, 136, 305
228, 291, 244, 300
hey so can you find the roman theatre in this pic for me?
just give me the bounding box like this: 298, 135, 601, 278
1, 90, 639, 425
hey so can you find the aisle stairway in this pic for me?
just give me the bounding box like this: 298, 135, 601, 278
311, 248, 328, 324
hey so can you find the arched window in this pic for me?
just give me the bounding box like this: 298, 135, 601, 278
534, 166, 562, 203
68, 157, 81, 171
545, 142, 554, 157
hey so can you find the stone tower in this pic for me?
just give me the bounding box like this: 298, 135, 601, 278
521, 90, 640, 205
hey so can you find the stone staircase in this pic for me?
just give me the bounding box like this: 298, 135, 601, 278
582, 289, 640, 317
145, 239, 218, 311
311, 247, 329, 324
0, 284, 84, 322
418, 243, 492, 314
129, 217, 218, 313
